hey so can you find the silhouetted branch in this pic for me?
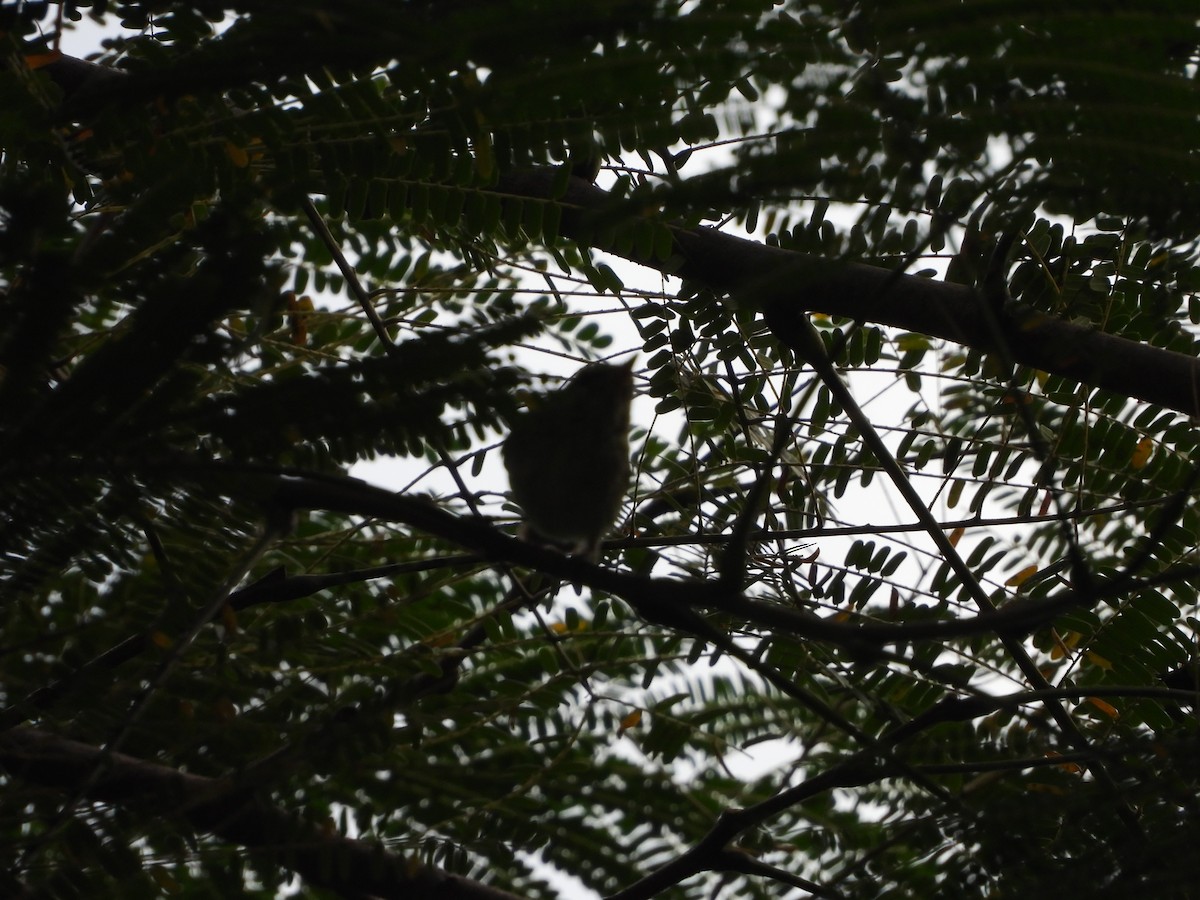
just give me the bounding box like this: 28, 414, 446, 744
0, 727, 524, 900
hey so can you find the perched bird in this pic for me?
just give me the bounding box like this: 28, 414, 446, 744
502, 360, 634, 561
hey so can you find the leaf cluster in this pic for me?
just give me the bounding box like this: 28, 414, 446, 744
2, 2, 1200, 899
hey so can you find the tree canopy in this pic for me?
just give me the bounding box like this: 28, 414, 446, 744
3, 2, 1200, 897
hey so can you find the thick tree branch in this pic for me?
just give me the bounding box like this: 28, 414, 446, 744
495, 168, 1200, 417
35, 53, 1199, 415
252, 469, 1129, 646
0, 727, 523, 900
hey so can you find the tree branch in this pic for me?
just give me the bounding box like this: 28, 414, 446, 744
495, 168, 1200, 417
33, 51, 1200, 416
0, 727, 524, 900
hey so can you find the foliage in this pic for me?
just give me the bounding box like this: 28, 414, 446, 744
2, 1, 1200, 898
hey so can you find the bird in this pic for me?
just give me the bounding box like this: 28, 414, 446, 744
502, 360, 634, 562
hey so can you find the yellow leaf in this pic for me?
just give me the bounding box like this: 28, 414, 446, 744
1083, 649, 1112, 671
152, 631, 173, 649
1049, 630, 1079, 661
25, 50, 64, 70
1041, 750, 1082, 775
1005, 564, 1039, 587
220, 603, 239, 634
897, 334, 931, 352
288, 292, 311, 345
618, 710, 642, 734
1130, 436, 1152, 469
948, 526, 965, 547
224, 141, 249, 168
1086, 696, 1119, 718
